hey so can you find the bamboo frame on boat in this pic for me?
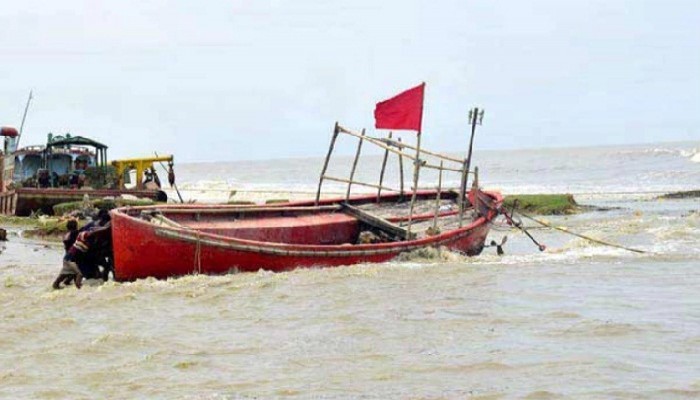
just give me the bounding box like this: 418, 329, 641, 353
315, 122, 340, 205
323, 176, 400, 193
406, 131, 423, 237
337, 126, 465, 173
346, 129, 365, 201
432, 161, 444, 230
338, 126, 461, 167
423, 163, 463, 173
370, 136, 464, 164
314, 123, 479, 239
472, 166, 480, 214
398, 137, 405, 198
463, 107, 483, 201
376, 131, 392, 202
458, 159, 468, 227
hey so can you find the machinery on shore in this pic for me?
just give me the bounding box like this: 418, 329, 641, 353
1, 130, 175, 215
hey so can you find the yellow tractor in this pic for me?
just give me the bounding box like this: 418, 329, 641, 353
112, 155, 175, 191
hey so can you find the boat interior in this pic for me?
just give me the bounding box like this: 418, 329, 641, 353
130, 122, 495, 247
136, 191, 480, 246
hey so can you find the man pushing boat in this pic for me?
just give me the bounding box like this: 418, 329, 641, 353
52, 210, 114, 289
52, 219, 83, 289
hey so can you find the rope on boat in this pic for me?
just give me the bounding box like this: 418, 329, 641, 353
171, 188, 676, 196
515, 211, 648, 254
194, 230, 202, 274
150, 210, 204, 273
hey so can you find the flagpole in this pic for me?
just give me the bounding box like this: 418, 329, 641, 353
406, 130, 421, 239
405, 82, 425, 239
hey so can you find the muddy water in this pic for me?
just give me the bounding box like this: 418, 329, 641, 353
1, 142, 699, 399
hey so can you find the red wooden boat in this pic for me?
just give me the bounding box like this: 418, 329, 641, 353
111, 121, 501, 280
111, 189, 502, 281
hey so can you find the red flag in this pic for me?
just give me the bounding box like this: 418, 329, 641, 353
374, 82, 425, 132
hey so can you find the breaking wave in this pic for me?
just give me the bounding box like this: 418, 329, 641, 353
616, 145, 699, 160
392, 246, 471, 263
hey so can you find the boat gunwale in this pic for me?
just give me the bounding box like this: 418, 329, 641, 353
15, 187, 165, 197
111, 190, 503, 255
111, 190, 468, 222
112, 190, 444, 213
149, 218, 488, 257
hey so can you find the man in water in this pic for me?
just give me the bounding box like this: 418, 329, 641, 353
81, 209, 110, 232
52, 219, 83, 289
71, 209, 113, 279
69, 222, 112, 280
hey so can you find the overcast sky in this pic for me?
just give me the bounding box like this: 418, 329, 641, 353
1, 1, 698, 162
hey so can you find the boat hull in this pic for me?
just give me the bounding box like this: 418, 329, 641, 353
111, 191, 501, 281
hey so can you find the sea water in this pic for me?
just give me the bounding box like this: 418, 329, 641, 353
0, 141, 698, 399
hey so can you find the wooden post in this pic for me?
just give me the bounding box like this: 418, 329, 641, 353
376, 131, 393, 202
345, 128, 366, 201
462, 107, 482, 205
398, 137, 405, 201
472, 166, 480, 215
406, 132, 422, 238
458, 158, 468, 227
315, 122, 340, 205
432, 161, 443, 230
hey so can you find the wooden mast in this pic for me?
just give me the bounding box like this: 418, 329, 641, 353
461, 107, 483, 205
405, 131, 422, 237
405, 82, 426, 238
458, 158, 468, 227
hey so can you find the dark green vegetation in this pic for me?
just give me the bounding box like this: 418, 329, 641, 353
53, 198, 155, 216
226, 200, 256, 205
23, 218, 88, 240
0, 215, 86, 241
502, 194, 579, 215
0, 215, 39, 226
0, 198, 155, 240
659, 190, 700, 199
265, 199, 289, 204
